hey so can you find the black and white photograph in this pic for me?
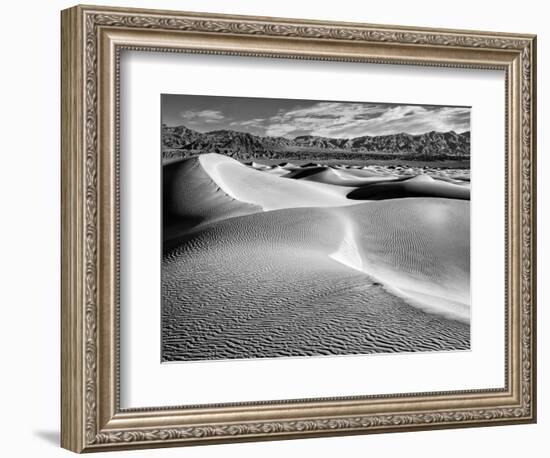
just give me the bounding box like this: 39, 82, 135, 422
161, 94, 471, 362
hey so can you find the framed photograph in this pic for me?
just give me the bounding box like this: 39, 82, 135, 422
61, 4, 537, 453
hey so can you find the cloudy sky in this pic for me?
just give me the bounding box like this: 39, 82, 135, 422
162, 94, 470, 139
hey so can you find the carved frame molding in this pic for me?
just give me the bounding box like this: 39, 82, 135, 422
61, 5, 536, 453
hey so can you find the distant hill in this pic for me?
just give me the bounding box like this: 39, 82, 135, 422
162, 124, 470, 163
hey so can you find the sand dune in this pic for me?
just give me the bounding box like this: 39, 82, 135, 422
282, 164, 469, 199
433, 175, 470, 186
162, 153, 470, 361
348, 174, 470, 200
251, 161, 269, 169
163, 201, 469, 361
329, 199, 470, 321
283, 166, 402, 187
261, 165, 291, 176
163, 158, 262, 245
198, 153, 356, 211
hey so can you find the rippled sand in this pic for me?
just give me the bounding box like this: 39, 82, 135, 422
162, 154, 470, 362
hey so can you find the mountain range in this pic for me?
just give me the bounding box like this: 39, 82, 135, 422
162, 125, 470, 161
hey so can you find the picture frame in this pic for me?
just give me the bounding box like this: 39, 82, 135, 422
61, 4, 537, 453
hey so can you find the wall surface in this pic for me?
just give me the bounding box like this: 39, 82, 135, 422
0, 0, 546, 456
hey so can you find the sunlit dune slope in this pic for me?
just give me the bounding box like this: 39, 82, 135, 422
198, 153, 357, 211
163, 199, 470, 360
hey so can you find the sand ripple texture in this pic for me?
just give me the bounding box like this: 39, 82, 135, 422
162, 199, 470, 361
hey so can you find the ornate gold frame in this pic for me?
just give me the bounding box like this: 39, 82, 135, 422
61, 4, 537, 453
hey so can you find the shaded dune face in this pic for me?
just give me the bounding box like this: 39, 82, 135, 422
163, 158, 262, 248
162, 153, 470, 361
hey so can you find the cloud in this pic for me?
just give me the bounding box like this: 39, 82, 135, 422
261, 102, 469, 138
229, 118, 266, 128
176, 101, 470, 139
180, 109, 225, 124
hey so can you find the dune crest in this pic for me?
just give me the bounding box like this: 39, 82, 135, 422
328, 199, 469, 323
163, 157, 263, 245
198, 153, 357, 211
